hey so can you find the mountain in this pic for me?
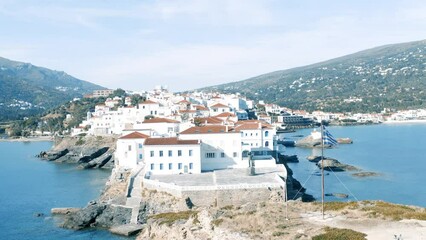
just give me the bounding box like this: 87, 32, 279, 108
0, 57, 104, 121
200, 40, 426, 113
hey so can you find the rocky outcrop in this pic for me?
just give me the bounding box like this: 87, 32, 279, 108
37, 135, 117, 169
295, 135, 322, 148
307, 155, 322, 162
38, 149, 69, 161
316, 158, 360, 172
61, 201, 107, 229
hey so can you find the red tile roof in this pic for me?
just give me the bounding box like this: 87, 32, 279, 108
180, 125, 236, 134
235, 120, 273, 129
194, 117, 223, 124
140, 100, 158, 105
215, 112, 236, 118
194, 105, 208, 111
210, 103, 229, 108
179, 109, 197, 113
119, 132, 150, 139
144, 137, 199, 145
143, 117, 180, 123
177, 100, 191, 104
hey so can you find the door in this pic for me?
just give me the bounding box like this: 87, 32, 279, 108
184, 165, 188, 173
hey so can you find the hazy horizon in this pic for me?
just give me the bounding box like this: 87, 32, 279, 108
1, 0, 425, 92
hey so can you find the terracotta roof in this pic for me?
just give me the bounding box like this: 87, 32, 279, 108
180, 125, 236, 134
235, 120, 273, 129
215, 112, 236, 118
179, 109, 197, 113
140, 100, 158, 105
144, 137, 199, 145
210, 103, 228, 108
143, 117, 180, 124
119, 132, 150, 139
194, 117, 223, 124
178, 100, 191, 104
194, 105, 208, 111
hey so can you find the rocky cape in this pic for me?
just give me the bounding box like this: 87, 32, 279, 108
37, 135, 117, 169
295, 135, 353, 148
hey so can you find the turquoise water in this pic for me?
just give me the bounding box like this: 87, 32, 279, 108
284, 123, 426, 207
0, 141, 127, 240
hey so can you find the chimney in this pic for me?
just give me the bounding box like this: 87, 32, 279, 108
258, 122, 261, 129
225, 125, 228, 132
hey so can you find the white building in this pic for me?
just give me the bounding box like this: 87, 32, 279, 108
144, 137, 201, 175
115, 132, 150, 168
134, 117, 181, 137
179, 125, 246, 171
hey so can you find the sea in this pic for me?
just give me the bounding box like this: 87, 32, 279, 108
283, 123, 426, 207
0, 123, 425, 239
0, 141, 128, 240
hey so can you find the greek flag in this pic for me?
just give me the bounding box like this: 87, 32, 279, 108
322, 126, 338, 146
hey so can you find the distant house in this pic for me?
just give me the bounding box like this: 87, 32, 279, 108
92, 89, 114, 98
209, 103, 231, 115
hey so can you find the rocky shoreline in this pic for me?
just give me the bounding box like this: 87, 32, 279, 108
37, 135, 117, 169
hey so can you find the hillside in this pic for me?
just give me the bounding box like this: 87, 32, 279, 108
0, 57, 104, 121
200, 40, 426, 113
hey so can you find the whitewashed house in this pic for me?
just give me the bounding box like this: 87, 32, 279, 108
179, 125, 247, 171
115, 132, 150, 168
144, 137, 201, 175
134, 117, 181, 137
209, 103, 231, 115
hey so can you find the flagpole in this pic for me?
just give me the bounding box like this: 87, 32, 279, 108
321, 122, 325, 220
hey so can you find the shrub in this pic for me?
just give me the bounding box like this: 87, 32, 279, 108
149, 210, 198, 226
312, 227, 367, 240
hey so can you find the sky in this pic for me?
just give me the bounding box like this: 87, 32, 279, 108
0, 0, 425, 92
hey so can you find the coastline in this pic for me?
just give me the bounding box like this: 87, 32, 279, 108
383, 119, 426, 124
0, 136, 54, 142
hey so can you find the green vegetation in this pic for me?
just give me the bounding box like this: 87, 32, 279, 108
314, 201, 359, 211
149, 211, 198, 226
0, 56, 104, 121
211, 218, 224, 227
362, 201, 426, 220
200, 40, 426, 113
6, 97, 106, 137
272, 231, 288, 237
312, 227, 367, 240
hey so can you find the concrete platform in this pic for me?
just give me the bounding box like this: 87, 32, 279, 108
110, 224, 145, 236
150, 167, 284, 187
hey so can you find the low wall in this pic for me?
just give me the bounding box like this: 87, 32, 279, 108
142, 165, 288, 207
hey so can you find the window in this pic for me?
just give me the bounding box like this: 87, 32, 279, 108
139, 154, 143, 159
128, 145, 132, 151
265, 141, 269, 147
160, 163, 163, 170
168, 150, 172, 157
206, 153, 215, 158
189, 163, 193, 169
221, 152, 225, 158
189, 150, 193, 156
138, 143, 143, 149
159, 151, 163, 157
178, 150, 182, 156
178, 163, 182, 169
233, 152, 237, 157
150, 151, 154, 157
169, 163, 172, 170
265, 131, 269, 137
150, 164, 154, 170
